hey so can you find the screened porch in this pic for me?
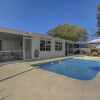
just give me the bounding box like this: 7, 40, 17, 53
0, 32, 23, 62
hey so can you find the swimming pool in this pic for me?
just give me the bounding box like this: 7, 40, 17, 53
33, 58, 100, 80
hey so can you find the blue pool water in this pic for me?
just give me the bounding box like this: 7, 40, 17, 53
34, 58, 100, 80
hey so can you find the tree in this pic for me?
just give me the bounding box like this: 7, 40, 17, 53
96, 4, 100, 36
47, 24, 88, 42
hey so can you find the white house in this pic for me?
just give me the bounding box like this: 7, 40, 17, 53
0, 27, 80, 62
87, 38, 100, 56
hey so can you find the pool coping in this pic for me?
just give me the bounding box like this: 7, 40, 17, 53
0, 55, 100, 66
0, 55, 100, 82
31, 55, 100, 67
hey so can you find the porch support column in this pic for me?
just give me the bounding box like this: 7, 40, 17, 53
72, 44, 74, 55
23, 36, 25, 60
79, 44, 80, 55
67, 43, 69, 55
67, 42, 68, 56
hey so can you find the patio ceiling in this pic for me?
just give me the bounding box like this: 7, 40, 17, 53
0, 32, 23, 40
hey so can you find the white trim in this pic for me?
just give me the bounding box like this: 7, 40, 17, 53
23, 36, 32, 60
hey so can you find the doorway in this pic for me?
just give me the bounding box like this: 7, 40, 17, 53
23, 37, 32, 60
65, 42, 68, 56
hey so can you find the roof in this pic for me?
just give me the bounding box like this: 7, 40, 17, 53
0, 27, 31, 36
0, 27, 79, 44
87, 38, 100, 44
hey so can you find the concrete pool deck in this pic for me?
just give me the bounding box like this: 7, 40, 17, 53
0, 56, 100, 100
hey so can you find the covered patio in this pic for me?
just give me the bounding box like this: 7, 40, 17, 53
0, 32, 23, 62
0, 28, 32, 62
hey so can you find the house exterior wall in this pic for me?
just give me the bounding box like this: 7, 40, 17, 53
0, 28, 80, 61
87, 43, 100, 56
32, 37, 66, 60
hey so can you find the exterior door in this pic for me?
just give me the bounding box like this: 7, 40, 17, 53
65, 42, 68, 56
23, 37, 32, 60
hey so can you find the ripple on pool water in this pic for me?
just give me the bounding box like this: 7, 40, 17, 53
34, 58, 100, 80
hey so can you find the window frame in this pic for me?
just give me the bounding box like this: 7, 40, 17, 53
40, 39, 51, 51
0, 40, 2, 51
55, 41, 62, 51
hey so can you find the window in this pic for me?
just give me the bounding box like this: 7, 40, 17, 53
59, 42, 62, 51
74, 44, 79, 48
46, 41, 51, 51
40, 40, 45, 51
80, 44, 88, 48
68, 44, 73, 54
40, 40, 51, 51
20, 41, 23, 47
0, 40, 2, 51
69, 44, 73, 48
55, 41, 62, 51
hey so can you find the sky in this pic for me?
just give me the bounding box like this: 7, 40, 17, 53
0, 0, 100, 40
